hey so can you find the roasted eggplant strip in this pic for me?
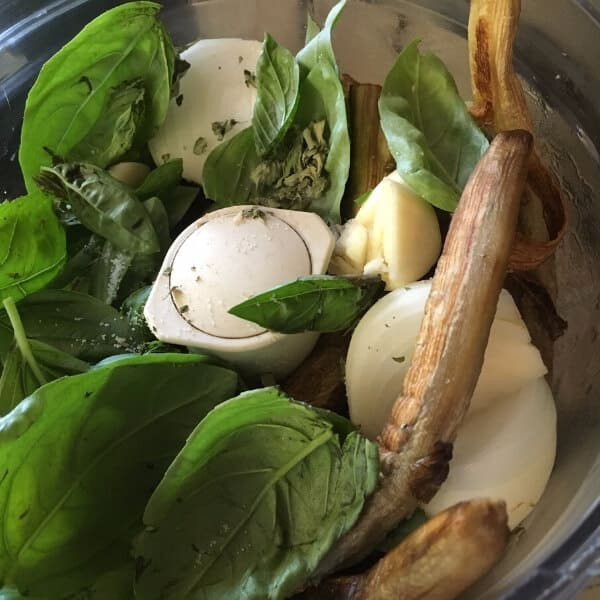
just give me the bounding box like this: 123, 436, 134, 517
312, 130, 533, 579
342, 76, 395, 218
303, 499, 509, 600
282, 332, 350, 414
468, 0, 567, 270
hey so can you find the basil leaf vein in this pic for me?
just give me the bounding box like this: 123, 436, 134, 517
134, 387, 378, 600
379, 39, 489, 212
19, 1, 175, 190
0, 354, 238, 596
0, 193, 66, 303
228, 275, 385, 333
253, 33, 300, 156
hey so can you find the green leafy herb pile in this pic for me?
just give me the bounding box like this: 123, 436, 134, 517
0, 0, 490, 596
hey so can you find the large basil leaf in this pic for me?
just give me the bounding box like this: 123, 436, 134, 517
0, 588, 45, 600
296, 0, 347, 73
0, 289, 150, 362
135, 159, 183, 201
88, 242, 133, 306
0, 193, 66, 303
203, 1, 349, 224
0, 348, 35, 418
379, 40, 489, 212
67, 78, 146, 168
64, 563, 134, 600
253, 34, 300, 156
292, 0, 350, 224
0, 354, 238, 596
203, 127, 260, 206
293, 61, 350, 223
229, 275, 384, 333
0, 341, 89, 418
134, 387, 378, 600
19, 1, 175, 190
36, 163, 159, 256
48, 234, 104, 292
163, 185, 198, 231
87, 196, 168, 306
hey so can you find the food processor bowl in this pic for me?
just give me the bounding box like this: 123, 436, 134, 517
1, 0, 599, 598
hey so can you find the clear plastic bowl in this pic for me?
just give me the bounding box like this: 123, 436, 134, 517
1, 1, 599, 598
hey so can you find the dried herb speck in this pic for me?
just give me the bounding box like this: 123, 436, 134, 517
244, 69, 257, 89
193, 137, 209, 155
211, 119, 238, 141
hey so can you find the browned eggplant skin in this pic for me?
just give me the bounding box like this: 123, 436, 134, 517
468, 0, 567, 270
312, 130, 533, 580
282, 333, 350, 415
302, 499, 509, 600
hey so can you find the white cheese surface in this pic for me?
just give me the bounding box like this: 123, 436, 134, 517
149, 38, 262, 184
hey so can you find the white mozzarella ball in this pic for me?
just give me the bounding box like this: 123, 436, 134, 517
149, 38, 262, 184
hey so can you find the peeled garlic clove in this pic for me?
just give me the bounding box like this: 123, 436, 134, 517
329, 221, 369, 275
330, 173, 441, 290
425, 377, 557, 530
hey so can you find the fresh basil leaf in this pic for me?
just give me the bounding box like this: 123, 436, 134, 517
0, 588, 45, 600
89, 242, 134, 306
296, 0, 346, 74
0, 193, 66, 303
163, 185, 198, 230
203, 1, 349, 224
121, 286, 152, 336
49, 234, 104, 292
355, 189, 372, 205
63, 562, 134, 600
251, 120, 330, 212
68, 78, 146, 168
143, 196, 170, 254
0, 348, 33, 418
135, 159, 183, 201
0, 289, 150, 362
379, 40, 489, 212
36, 162, 159, 256
304, 14, 321, 46
229, 275, 384, 333
203, 127, 261, 206
0, 354, 238, 596
0, 340, 90, 417
134, 387, 378, 600
28, 340, 89, 377
19, 1, 175, 190
110, 195, 170, 305
293, 60, 350, 223
253, 33, 300, 156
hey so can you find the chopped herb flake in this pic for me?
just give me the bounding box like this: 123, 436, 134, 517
244, 69, 257, 89
193, 137, 209, 155
211, 119, 238, 141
